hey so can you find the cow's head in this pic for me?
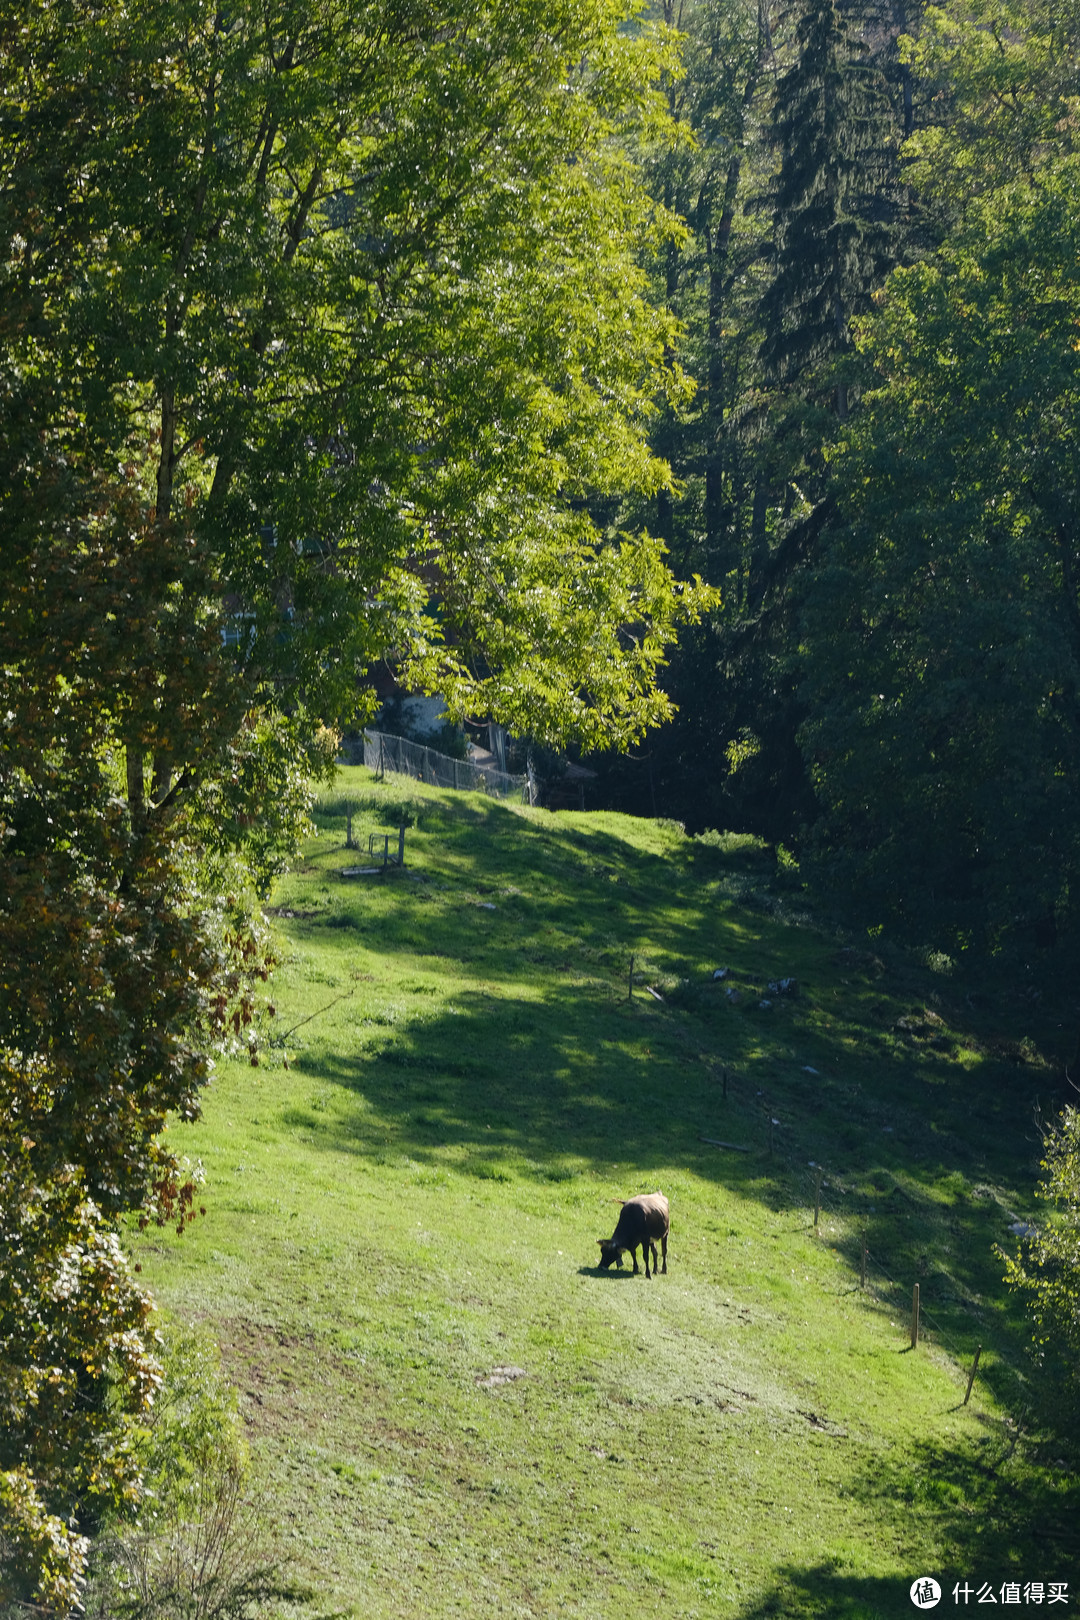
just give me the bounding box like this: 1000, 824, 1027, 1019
596, 1239, 622, 1270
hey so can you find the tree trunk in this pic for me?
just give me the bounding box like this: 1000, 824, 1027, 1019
704, 154, 743, 572
126, 747, 145, 829
748, 480, 770, 611
156, 381, 178, 522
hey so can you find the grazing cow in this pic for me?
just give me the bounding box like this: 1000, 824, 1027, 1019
597, 1191, 669, 1279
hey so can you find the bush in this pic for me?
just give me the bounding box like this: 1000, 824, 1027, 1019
84, 1328, 277, 1620
999, 1106, 1080, 1436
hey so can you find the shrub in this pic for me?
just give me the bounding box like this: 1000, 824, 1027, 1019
85, 1328, 277, 1620
999, 1106, 1080, 1435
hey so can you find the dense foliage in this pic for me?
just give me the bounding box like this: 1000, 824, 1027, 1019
0, 489, 281, 1609
3, 0, 708, 751
800, 0, 1080, 951
801, 169, 1080, 949
590, 0, 911, 840
1001, 1106, 1080, 1424
600, 0, 1080, 959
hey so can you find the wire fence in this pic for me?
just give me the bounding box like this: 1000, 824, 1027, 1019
695, 1075, 997, 1400
781, 1150, 992, 1391
359, 729, 529, 801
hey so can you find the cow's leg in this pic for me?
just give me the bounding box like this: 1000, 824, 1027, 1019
631, 1243, 641, 1275
643, 1241, 652, 1280
660, 1232, 668, 1273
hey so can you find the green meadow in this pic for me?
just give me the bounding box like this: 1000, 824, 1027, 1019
134, 768, 1080, 1618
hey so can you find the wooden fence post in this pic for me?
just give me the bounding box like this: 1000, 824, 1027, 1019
964, 1345, 982, 1405
628, 954, 635, 1001
860, 1234, 868, 1290
910, 1283, 920, 1349
814, 1170, 822, 1229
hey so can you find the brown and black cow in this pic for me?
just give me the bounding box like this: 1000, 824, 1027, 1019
597, 1191, 669, 1278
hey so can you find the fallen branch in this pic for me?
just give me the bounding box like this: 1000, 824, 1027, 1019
700, 1136, 751, 1153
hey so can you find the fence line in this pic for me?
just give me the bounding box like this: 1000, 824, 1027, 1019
358, 729, 529, 801
699, 1078, 992, 1389
784, 1154, 990, 1377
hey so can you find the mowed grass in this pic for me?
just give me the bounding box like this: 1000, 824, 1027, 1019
134, 768, 1080, 1618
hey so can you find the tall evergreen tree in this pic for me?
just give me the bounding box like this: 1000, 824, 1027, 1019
759, 0, 900, 425
699, 0, 904, 843
637, 0, 777, 583
592, 0, 913, 841
586, 0, 781, 829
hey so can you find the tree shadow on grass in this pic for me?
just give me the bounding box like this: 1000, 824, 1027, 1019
243, 795, 1080, 1616
283, 973, 770, 1189
278, 931, 1048, 1351
732, 1566, 911, 1618
271, 794, 1062, 1444
729, 1449, 1079, 1618
845, 1426, 1080, 1595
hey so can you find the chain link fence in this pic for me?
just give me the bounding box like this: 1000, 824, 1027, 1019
358, 729, 530, 801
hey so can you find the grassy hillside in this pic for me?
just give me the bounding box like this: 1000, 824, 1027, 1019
133, 768, 1079, 1619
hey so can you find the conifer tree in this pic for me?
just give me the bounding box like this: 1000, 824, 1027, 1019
704, 0, 903, 845
759, 0, 900, 425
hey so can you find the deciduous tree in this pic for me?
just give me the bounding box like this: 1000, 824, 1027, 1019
0, 483, 278, 1608
3, 0, 704, 753
1, 1, 708, 1604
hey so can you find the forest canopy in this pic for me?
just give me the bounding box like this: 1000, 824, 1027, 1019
602, 0, 1080, 961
